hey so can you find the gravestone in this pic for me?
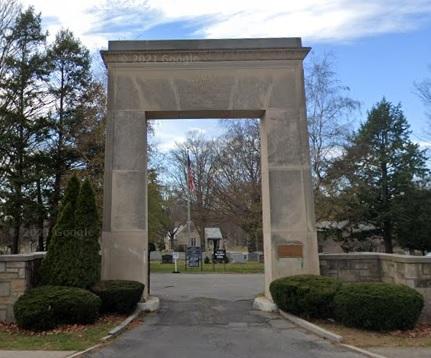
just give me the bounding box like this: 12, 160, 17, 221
161, 254, 173, 264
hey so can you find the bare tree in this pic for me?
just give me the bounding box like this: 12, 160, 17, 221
305, 53, 360, 194
213, 120, 262, 252
161, 188, 186, 250
168, 131, 219, 251
166, 121, 263, 253
416, 67, 431, 128
0, 0, 20, 79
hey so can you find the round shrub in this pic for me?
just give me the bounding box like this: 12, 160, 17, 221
334, 282, 424, 331
91, 280, 145, 314
270, 275, 342, 319
14, 286, 101, 331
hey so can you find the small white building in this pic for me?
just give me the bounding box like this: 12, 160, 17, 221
205, 227, 224, 251
164, 221, 201, 252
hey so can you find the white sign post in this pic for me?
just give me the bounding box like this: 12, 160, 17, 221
173, 252, 180, 273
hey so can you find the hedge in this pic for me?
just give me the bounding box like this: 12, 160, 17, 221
270, 275, 342, 319
14, 286, 101, 331
91, 280, 145, 314
334, 282, 424, 331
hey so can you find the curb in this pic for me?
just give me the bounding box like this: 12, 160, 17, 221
67, 307, 143, 357
340, 344, 388, 358
105, 307, 142, 338
279, 310, 343, 343
67, 344, 103, 358
278, 310, 388, 358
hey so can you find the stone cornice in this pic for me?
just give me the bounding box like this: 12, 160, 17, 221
101, 47, 310, 66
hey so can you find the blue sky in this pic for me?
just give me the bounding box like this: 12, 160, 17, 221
23, 0, 431, 151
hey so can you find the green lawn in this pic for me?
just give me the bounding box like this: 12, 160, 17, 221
0, 315, 128, 351
150, 261, 264, 273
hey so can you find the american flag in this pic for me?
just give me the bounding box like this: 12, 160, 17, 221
187, 154, 195, 192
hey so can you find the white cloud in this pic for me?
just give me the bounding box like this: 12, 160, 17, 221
415, 140, 431, 150
149, 119, 224, 152
21, 0, 107, 48
22, 0, 431, 50
188, 127, 207, 134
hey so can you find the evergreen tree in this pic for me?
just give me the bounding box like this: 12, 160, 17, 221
59, 175, 80, 213
45, 175, 80, 249
328, 99, 428, 252
74, 179, 101, 288
148, 169, 169, 249
39, 202, 76, 285
40, 176, 80, 284
394, 187, 431, 254
0, 7, 50, 253
46, 29, 92, 241
41, 177, 100, 288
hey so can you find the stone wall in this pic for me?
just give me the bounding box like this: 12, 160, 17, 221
320, 253, 431, 321
0, 252, 45, 322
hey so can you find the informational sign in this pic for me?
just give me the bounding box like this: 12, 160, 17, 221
172, 252, 180, 260
214, 249, 226, 261
186, 247, 202, 268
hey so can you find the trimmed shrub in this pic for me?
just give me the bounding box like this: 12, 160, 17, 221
14, 286, 101, 331
270, 275, 342, 319
40, 177, 101, 289
91, 280, 145, 314
334, 282, 424, 331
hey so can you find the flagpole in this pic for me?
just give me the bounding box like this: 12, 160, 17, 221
187, 186, 191, 241
187, 154, 192, 249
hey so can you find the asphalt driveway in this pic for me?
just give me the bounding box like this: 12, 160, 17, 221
85, 273, 363, 358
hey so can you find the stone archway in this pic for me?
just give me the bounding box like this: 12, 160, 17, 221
100, 38, 319, 300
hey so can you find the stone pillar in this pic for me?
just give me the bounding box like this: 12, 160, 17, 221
101, 109, 148, 296
260, 63, 320, 298
0, 253, 45, 322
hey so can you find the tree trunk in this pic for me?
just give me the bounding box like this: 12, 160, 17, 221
12, 219, 20, 254
47, 171, 62, 248
37, 178, 45, 251
48, 69, 65, 248
383, 220, 393, 253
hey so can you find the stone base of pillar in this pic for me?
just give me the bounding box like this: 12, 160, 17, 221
253, 296, 278, 312
139, 296, 160, 312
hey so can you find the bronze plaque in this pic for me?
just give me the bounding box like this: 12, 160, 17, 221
278, 244, 303, 258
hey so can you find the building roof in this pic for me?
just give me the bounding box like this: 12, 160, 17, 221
205, 227, 222, 240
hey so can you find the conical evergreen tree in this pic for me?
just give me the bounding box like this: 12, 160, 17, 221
74, 179, 101, 288
40, 176, 80, 285
40, 177, 100, 288
39, 202, 76, 285
46, 176, 80, 249
58, 176, 81, 214
328, 98, 428, 253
